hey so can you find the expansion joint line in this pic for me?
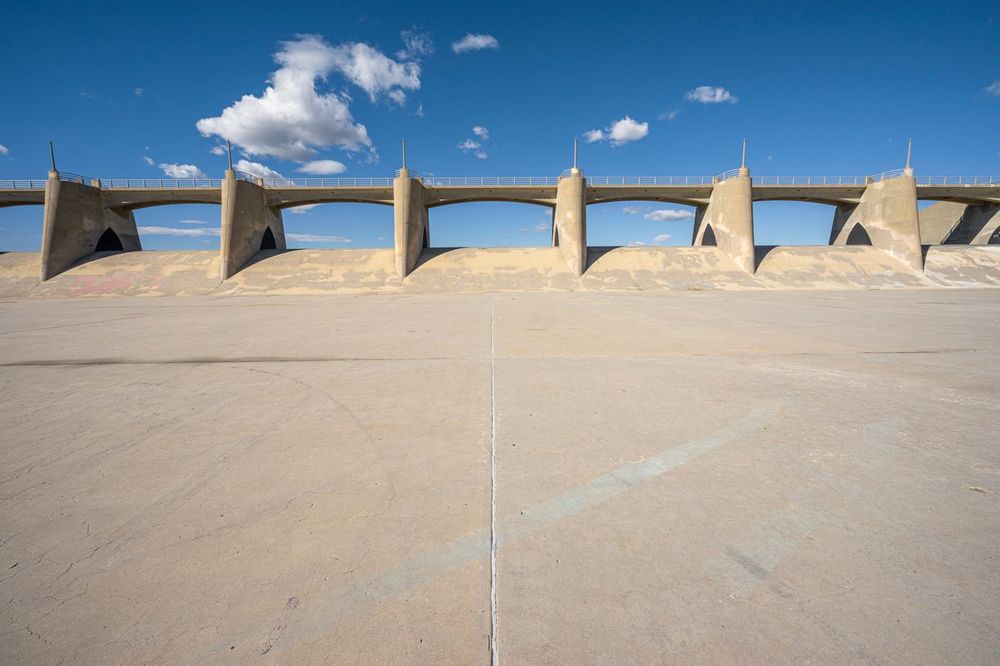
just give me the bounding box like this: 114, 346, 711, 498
489, 297, 499, 665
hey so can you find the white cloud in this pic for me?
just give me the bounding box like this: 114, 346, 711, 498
142, 155, 154, 166
286, 233, 351, 242
644, 209, 694, 221
622, 206, 641, 215
138, 226, 220, 237
986, 81, 1000, 97
196, 35, 376, 162
452, 33, 499, 53
235, 159, 283, 179
626, 241, 646, 247
287, 204, 320, 214
209, 145, 227, 156
458, 139, 481, 151
158, 163, 207, 178
178, 219, 209, 225
473, 126, 489, 140
327, 41, 421, 104
520, 220, 550, 233
584, 116, 649, 146
653, 233, 672, 243
134, 87, 144, 97
685, 86, 738, 104
474, 150, 488, 159
297, 159, 347, 175
0, 144, 8, 155
397, 30, 434, 60
658, 109, 681, 121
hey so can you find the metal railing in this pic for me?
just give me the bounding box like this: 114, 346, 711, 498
586, 176, 715, 186
57, 172, 91, 185
100, 178, 222, 188
752, 176, 870, 186
915, 176, 1000, 186
419, 176, 560, 187
0, 179, 47, 189
261, 177, 394, 188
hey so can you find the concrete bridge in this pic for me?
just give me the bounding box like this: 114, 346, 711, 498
1, 163, 998, 282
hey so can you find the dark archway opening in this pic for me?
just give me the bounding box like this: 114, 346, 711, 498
702, 225, 717, 246
846, 224, 873, 245
95, 228, 124, 252
260, 226, 277, 250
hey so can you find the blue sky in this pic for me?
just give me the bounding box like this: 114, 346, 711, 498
1, 0, 998, 251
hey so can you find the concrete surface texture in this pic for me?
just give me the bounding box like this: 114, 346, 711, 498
220, 171, 286, 280
1, 289, 999, 663
2, 245, 1000, 298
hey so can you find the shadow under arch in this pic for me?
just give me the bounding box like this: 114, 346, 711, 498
260, 226, 277, 250
95, 227, 124, 252
701, 225, 718, 246
846, 224, 873, 245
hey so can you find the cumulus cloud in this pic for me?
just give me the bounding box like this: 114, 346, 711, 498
452, 33, 499, 53
328, 41, 421, 103
458, 139, 480, 151
139, 226, 220, 237
235, 159, 283, 179
196, 35, 378, 162
297, 159, 347, 175
684, 86, 738, 104
209, 145, 227, 156
473, 126, 489, 140
474, 150, 488, 159
644, 209, 693, 221
158, 163, 207, 178
286, 233, 351, 242
397, 30, 434, 60
986, 81, 1000, 97
584, 116, 649, 146
0, 144, 8, 155
653, 233, 672, 243
458, 132, 489, 158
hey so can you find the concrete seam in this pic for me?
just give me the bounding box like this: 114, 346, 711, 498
489, 297, 499, 666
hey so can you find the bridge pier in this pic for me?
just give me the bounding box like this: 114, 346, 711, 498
692, 168, 755, 273
553, 170, 587, 275
40, 171, 141, 281
220, 170, 286, 279
830, 171, 922, 270
393, 168, 429, 278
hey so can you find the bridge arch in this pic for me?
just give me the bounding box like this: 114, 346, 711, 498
427, 201, 554, 248
586, 201, 696, 247
131, 203, 222, 250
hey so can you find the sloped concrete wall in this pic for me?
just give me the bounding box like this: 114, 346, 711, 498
832, 174, 922, 271
693, 173, 755, 273
40, 174, 141, 280
553, 174, 587, 275
393, 171, 428, 277
221, 172, 285, 279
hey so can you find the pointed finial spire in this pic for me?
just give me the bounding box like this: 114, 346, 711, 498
226, 140, 233, 171
741, 138, 747, 169
905, 138, 912, 170
48, 140, 57, 172
402, 139, 407, 169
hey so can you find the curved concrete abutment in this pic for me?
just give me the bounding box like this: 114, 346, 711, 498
393, 169, 430, 277
40, 172, 141, 281
919, 201, 1000, 245
692, 169, 755, 273
220, 170, 286, 279
829, 172, 923, 272
553, 171, 587, 275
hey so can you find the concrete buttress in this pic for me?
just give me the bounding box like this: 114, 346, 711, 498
830, 172, 922, 271
220, 170, 286, 279
393, 168, 429, 277
40, 171, 141, 281
693, 169, 755, 273
553, 171, 587, 275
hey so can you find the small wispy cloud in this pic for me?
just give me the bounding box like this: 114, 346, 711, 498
139, 225, 220, 237
158, 163, 207, 179
458, 139, 480, 151
622, 206, 642, 215
653, 233, 672, 243
684, 86, 737, 104
235, 159, 282, 179
452, 33, 499, 53
0, 144, 10, 156
658, 109, 681, 121
142, 155, 154, 166
178, 219, 209, 225
473, 126, 490, 140
397, 30, 434, 60
297, 159, 347, 175
134, 87, 145, 97
644, 209, 693, 221
458, 128, 490, 158
986, 81, 1000, 97
626, 241, 646, 247
286, 233, 352, 243
583, 116, 649, 146
209, 145, 227, 156
287, 204, 321, 214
